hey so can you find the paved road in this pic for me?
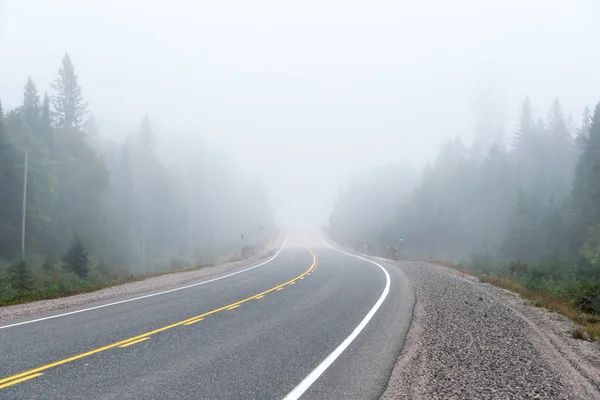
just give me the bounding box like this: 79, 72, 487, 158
0, 240, 414, 399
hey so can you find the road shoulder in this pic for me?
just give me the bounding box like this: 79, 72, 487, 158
381, 261, 600, 400
0, 239, 284, 325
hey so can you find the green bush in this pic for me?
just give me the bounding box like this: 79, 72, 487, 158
576, 281, 600, 314
9, 260, 36, 292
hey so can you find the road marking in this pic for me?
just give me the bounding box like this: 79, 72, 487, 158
289, 282, 295, 285
118, 337, 150, 348
227, 305, 240, 310
254, 295, 265, 299
0, 373, 43, 389
283, 234, 391, 400
0, 248, 317, 388
0, 234, 289, 330
183, 317, 204, 326
300, 277, 304, 280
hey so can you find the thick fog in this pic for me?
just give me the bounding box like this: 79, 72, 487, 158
2, 0, 599, 229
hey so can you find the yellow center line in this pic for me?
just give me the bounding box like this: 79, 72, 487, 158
0, 249, 318, 387
117, 337, 150, 348
227, 305, 240, 310
183, 317, 204, 326
254, 295, 265, 299
0, 373, 44, 389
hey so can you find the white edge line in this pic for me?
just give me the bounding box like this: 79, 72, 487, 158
282, 233, 391, 400
0, 234, 289, 330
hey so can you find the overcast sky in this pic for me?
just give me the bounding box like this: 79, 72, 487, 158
1, 0, 599, 226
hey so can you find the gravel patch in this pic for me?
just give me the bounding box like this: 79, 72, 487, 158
381, 261, 600, 400
0, 241, 282, 324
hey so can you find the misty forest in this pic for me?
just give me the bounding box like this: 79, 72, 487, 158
330, 97, 600, 313
0, 53, 275, 304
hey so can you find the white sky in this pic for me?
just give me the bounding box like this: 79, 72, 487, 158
1, 0, 599, 226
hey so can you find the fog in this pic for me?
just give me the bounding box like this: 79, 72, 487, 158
1, 0, 599, 230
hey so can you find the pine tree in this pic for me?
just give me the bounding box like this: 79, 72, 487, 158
9, 260, 35, 292
0, 99, 4, 118
41, 93, 52, 131
63, 234, 90, 278
23, 76, 41, 129
85, 114, 99, 137
51, 52, 88, 129
570, 102, 600, 251
140, 114, 154, 150
547, 99, 570, 140
0, 106, 22, 259
575, 107, 591, 151
512, 96, 534, 151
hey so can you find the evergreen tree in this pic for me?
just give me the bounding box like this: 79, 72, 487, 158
0, 109, 22, 259
140, 114, 154, 150
570, 102, 600, 252
85, 114, 99, 137
512, 96, 534, 151
0, 99, 4, 118
51, 52, 88, 129
9, 260, 35, 292
63, 234, 90, 278
41, 93, 52, 131
575, 107, 591, 151
23, 76, 41, 129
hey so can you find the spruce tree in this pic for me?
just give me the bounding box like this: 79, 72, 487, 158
140, 114, 154, 150
575, 107, 591, 151
570, 102, 600, 251
9, 260, 35, 292
41, 93, 52, 130
51, 52, 88, 129
63, 234, 90, 278
512, 96, 534, 151
23, 76, 41, 129
85, 114, 99, 137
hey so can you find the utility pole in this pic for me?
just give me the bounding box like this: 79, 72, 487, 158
21, 142, 30, 260
142, 217, 146, 272
240, 234, 245, 259
188, 210, 192, 254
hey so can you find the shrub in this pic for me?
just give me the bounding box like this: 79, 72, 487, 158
63, 235, 90, 279
576, 281, 600, 314
9, 260, 36, 292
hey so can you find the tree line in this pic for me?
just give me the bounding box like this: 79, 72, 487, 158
0, 53, 275, 303
329, 97, 600, 312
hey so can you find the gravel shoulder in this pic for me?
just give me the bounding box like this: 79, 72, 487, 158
381, 260, 600, 400
0, 239, 283, 324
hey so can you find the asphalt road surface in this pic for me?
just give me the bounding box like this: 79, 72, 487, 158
0, 235, 414, 399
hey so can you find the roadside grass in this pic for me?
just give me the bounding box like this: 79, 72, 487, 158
425, 259, 600, 341
0, 248, 276, 307
0, 262, 213, 307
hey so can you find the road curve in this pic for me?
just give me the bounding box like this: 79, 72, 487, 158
0, 237, 414, 399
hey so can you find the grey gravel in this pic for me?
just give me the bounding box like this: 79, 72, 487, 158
0, 241, 281, 323
381, 261, 600, 400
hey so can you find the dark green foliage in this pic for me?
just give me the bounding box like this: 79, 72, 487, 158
23, 76, 41, 130
330, 97, 600, 315
0, 53, 276, 303
51, 52, 88, 128
9, 260, 35, 292
63, 235, 90, 278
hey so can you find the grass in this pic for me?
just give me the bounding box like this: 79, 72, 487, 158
425, 259, 600, 341
0, 262, 213, 307
0, 245, 276, 307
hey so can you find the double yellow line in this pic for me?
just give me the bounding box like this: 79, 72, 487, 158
0, 249, 318, 390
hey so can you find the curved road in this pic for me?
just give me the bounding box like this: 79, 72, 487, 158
0, 235, 414, 399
